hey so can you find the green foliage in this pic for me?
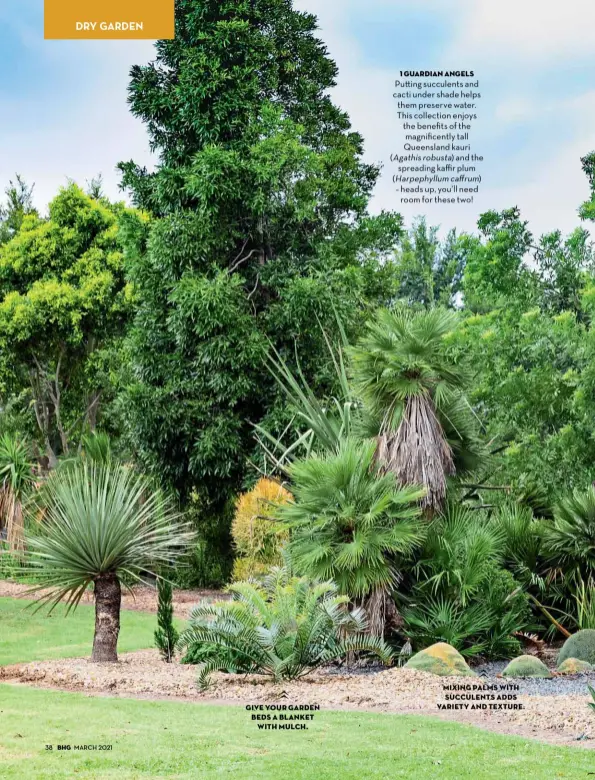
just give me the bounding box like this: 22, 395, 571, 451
449, 304, 594, 497
277, 438, 425, 599
0, 433, 34, 500
0, 175, 37, 245
542, 488, 595, 583
393, 219, 469, 307
80, 432, 114, 464
558, 629, 595, 667
117, 2, 405, 565
176, 566, 393, 688
402, 506, 531, 658
501, 655, 552, 678
25, 462, 195, 611
154, 577, 179, 663
462, 207, 536, 313
349, 307, 483, 508
579, 151, 595, 222
0, 433, 34, 552
0, 183, 133, 463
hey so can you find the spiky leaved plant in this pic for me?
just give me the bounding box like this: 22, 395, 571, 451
26, 462, 195, 662
349, 307, 478, 513
155, 577, 179, 663
542, 486, 595, 584
177, 565, 393, 689
276, 438, 425, 635
0, 433, 34, 554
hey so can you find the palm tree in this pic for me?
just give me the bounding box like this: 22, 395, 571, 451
349, 307, 478, 513
542, 486, 595, 584
26, 462, 195, 662
0, 434, 34, 554
277, 438, 425, 635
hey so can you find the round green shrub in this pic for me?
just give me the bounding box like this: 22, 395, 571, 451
502, 655, 552, 678
558, 629, 595, 667
557, 657, 593, 674
405, 642, 476, 677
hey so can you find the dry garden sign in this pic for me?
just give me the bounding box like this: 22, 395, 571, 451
44, 0, 175, 39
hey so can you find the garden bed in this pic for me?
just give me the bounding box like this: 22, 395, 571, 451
2, 649, 595, 749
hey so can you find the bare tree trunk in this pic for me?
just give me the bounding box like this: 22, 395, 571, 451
92, 573, 121, 662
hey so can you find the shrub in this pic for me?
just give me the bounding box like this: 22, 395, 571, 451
558, 629, 595, 667
542, 487, 595, 582
154, 578, 179, 663
557, 658, 593, 674
402, 507, 532, 659
502, 655, 552, 678
404, 642, 476, 677
176, 566, 393, 689
231, 478, 291, 581
277, 438, 424, 635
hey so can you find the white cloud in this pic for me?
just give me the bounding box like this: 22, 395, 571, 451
451, 0, 595, 62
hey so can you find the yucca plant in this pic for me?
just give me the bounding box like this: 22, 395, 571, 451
276, 438, 425, 635
25, 462, 195, 662
349, 307, 479, 512
177, 566, 393, 689
0, 433, 34, 554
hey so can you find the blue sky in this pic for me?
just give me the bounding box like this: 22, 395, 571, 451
1, 0, 595, 239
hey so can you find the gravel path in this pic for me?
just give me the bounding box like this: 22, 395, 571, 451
2, 650, 594, 748
473, 660, 595, 695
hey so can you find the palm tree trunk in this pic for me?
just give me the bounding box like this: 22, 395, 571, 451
92, 573, 121, 662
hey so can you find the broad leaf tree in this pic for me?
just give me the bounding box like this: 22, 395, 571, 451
0, 184, 132, 466
118, 0, 404, 578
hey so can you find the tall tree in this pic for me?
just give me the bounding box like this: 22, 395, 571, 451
118, 0, 404, 578
349, 308, 481, 513
0, 184, 132, 466
0, 175, 37, 245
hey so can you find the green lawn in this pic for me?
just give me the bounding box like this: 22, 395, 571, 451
0, 596, 168, 665
1, 594, 594, 778
0, 684, 593, 779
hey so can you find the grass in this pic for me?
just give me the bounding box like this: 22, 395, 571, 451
0, 684, 594, 779
0, 597, 178, 665
1, 594, 594, 778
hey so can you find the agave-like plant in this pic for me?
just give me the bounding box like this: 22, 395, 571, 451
26, 462, 195, 662
349, 307, 478, 513
0, 433, 34, 554
276, 438, 425, 635
177, 566, 394, 689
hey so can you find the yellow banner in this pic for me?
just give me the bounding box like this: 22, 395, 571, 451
44, 0, 175, 40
